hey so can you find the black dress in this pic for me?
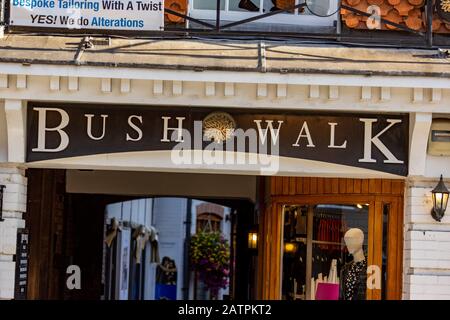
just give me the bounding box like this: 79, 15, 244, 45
339, 259, 367, 300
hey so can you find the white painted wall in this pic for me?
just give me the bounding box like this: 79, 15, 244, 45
425, 156, 450, 178
0, 101, 26, 299
402, 112, 450, 300
152, 197, 187, 300
403, 179, 450, 300
0, 101, 8, 163
0, 167, 26, 299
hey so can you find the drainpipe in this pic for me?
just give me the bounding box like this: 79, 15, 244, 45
182, 198, 192, 300
426, 0, 433, 48
0, 0, 5, 38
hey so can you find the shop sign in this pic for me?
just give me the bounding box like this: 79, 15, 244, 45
14, 229, 29, 300
26, 103, 409, 176
8, 0, 164, 31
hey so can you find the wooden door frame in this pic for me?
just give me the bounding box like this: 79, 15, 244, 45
257, 177, 404, 300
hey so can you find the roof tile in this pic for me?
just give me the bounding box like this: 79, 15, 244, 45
341, 0, 450, 33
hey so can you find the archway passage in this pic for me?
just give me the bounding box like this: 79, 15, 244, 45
23, 170, 404, 300
25, 169, 257, 300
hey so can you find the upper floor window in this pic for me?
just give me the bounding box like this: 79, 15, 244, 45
189, 0, 338, 28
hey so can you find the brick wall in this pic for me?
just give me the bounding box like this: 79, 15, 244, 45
403, 179, 450, 300
0, 166, 26, 299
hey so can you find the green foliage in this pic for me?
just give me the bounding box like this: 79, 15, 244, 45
190, 231, 231, 296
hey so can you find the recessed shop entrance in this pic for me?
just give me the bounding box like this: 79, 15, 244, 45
25, 169, 258, 300
258, 177, 404, 300
23, 169, 404, 300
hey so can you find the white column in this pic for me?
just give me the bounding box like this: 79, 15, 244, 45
0, 166, 27, 300
4, 100, 26, 163
0, 100, 27, 299
403, 178, 450, 300
403, 113, 450, 299
408, 113, 432, 177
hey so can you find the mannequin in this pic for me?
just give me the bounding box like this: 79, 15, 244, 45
340, 228, 367, 300
344, 228, 365, 262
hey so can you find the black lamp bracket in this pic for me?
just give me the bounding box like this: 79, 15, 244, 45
0, 185, 5, 222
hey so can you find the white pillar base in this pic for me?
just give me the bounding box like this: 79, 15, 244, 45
0, 166, 27, 300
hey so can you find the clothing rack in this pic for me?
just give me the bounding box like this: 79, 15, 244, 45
295, 237, 342, 247
312, 240, 342, 246
314, 212, 342, 219
283, 205, 349, 300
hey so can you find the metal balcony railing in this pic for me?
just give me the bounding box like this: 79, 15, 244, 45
0, 0, 448, 48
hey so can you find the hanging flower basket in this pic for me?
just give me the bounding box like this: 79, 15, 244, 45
189, 231, 230, 297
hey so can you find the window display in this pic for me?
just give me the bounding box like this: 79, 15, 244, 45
340, 228, 367, 300
282, 204, 370, 300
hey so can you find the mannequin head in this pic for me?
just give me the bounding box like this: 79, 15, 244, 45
344, 228, 365, 261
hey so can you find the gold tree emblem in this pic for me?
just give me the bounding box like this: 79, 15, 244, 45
203, 112, 236, 143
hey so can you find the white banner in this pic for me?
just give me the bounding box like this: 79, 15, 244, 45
9, 0, 164, 31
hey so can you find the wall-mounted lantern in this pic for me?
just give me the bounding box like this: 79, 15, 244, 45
284, 242, 298, 254
248, 231, 258, 250
0, 185, 5, 222
431, 175, 449, 222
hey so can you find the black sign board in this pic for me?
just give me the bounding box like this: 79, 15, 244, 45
431, 130, 450, 142
26, 103, 409, 176
14, 228, 29, 300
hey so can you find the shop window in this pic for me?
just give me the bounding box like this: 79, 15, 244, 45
196, 213, 223, 232
282, 204, 371, 300
189, 0, 338, 28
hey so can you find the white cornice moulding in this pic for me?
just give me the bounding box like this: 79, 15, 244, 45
16, 75, 27, 89
328, 86, 339, 100
224, 83, 235, 97
257, 83, 267, 98
431, 88, 442, 103
205, 82, 215, 96
309, 85, 319, 99
120, 79, 131, 93
49, 76, 60, 91
153, 80, 163, 95
172, 80, 182, 96
1, 62, 450, 89
361, 86, 371, 101
413, 88, 424, 103
0, 74, 8, 88
101, 78, 112, 93
68, 77, 78, 91
277, 84, 287, 98
4, 99, 26, 163
381, 87, 391, 101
